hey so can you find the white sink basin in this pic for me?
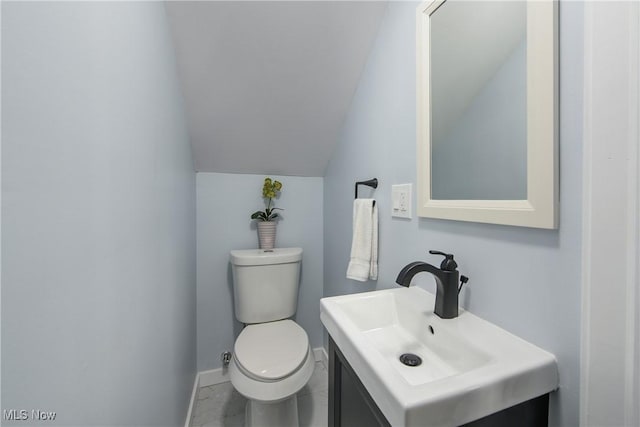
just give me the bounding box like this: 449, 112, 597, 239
320, 286, 558, 426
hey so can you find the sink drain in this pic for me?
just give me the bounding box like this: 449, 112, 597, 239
399, 353, 422, 367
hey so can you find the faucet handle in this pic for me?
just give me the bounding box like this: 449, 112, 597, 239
428, 250, 458, 271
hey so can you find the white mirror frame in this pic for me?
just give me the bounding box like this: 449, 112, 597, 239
416, 0, 558, 229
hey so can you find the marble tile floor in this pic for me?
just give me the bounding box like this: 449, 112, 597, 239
190, 361, 329, 427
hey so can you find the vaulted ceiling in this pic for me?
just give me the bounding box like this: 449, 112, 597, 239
165, 1, 387, 176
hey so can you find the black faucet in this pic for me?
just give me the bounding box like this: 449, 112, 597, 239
395, 250, 468, 319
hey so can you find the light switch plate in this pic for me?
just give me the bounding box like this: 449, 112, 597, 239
392, 184, 412, 218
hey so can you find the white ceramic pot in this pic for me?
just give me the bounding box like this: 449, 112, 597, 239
257, 221, 277, 250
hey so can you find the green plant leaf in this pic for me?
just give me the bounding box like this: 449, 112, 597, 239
251, 211, 267, 220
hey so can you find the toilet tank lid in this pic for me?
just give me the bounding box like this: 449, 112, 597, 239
230, 247, 302, 266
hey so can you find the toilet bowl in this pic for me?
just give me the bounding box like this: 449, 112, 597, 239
229, 248, 311, 427
229, 320, 315, 426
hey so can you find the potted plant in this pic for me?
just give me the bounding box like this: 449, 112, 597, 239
251, 177, 283, 250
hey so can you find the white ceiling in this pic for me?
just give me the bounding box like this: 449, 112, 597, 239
165, 1, 387, 176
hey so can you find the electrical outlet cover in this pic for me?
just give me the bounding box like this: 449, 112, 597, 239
391, 184, 412, 218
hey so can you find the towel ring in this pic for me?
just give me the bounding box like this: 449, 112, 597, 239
355, 178, 378, 206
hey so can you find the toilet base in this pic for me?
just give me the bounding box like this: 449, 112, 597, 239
245, 395, 299, 427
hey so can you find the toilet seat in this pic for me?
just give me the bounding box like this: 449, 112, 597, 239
229, 320, 315, 403
234, 320, 309, 381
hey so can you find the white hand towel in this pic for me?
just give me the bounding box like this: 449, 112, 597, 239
346, 199, 378, 282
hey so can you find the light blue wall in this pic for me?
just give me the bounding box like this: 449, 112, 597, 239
2, 3, 196, 426
197, 173, 323, 371
324, 3, 583, 426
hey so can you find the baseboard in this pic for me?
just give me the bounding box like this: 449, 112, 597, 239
184, 372, 199, 427
184, 346, 328, 426
313, 346, 328, 369
199, 366, 230, 387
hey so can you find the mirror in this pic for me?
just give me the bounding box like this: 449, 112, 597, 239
417, 0, 558, 228
431, 1, 527, 200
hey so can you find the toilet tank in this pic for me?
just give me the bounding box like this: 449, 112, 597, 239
230, 247, 303, 324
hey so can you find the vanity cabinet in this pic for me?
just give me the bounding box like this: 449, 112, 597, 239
328, 336, 550, 427
329, 336, 390, 427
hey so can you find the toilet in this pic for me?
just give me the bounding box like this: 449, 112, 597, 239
229, 247, 314, 427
